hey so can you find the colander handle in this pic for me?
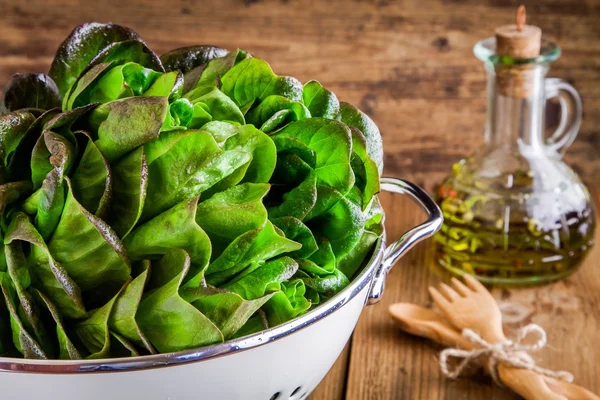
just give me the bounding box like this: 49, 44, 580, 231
367, 177, 443, 305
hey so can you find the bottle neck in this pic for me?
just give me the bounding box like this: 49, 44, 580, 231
485, 63, 547, 149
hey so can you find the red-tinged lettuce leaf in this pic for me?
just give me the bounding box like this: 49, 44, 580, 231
136, 249, 224, 353
34, 289, 82, 360
181, 286, 274, 339
26, 128, 80, 239
48, 179, 130, 307
272, 118, 355, 195
302, 80, 340, 119
195, 49, 250, 90
339, 102, 383, 175
71, 132, 112, 219
87, 96, 168, 163
124, 196, 211, 288
246, 95, 311, 133
141, 129, 251, 220
0, 74, 61, 116
184, 85, 245, 125
0, 272, 47, 359
106, 146, 148, 238
0, 280, 15, 356
160, 46, 229, 93
221, 58, 303, 110
0, 182, 32, 218
6, 109, 59, 183
0, 110, 38, 184
4, 242, 55, 356
205, 221, 301, 286
109, 266, 155, 354
196, 183, 269, 255
3, 212, 86, 319
49, 23, 143, 98
223, 256, 298, 300
75, 289, 121, 359
85, 39, 164, 76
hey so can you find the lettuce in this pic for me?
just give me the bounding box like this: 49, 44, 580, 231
0, 22, 384, 359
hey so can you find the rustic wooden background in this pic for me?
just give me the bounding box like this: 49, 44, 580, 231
0, 0, 598, 399
0, 0, 598, 188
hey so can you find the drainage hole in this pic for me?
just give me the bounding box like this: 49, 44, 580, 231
290, 386, 302, 398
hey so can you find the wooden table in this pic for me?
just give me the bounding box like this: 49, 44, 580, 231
0, 0, 598, 398
311, 185, 600, 399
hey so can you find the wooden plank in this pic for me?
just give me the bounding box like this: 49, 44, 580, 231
344, 186, 600, 399
310, 342, 351, 400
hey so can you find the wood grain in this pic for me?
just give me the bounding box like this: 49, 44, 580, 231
0, 0, 598, 188
0, 0, 597, 398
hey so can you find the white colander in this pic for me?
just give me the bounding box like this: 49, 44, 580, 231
0, 177, 442, 400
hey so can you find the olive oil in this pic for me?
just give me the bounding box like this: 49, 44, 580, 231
433, 168, 595, 284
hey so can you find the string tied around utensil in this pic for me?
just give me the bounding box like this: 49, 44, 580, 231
439, 323, 574, 385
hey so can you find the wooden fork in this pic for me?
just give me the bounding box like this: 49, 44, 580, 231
428, 275, 599, 400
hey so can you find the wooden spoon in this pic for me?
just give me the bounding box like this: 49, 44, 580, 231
389, 302, 565, 399
428, 275, 599, 400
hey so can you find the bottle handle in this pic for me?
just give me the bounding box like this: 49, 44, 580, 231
544, 77, 583, 156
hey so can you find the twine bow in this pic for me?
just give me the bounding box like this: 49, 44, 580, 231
439, 324, 574, 385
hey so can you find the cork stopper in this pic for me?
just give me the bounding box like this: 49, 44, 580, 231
494, 6, 542, 97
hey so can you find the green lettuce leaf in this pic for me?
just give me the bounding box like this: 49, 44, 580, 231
107, 147, 148, 238
196, 183, 269, 255
181, 286, 274, 339
196, 49, 250, 89
34, 289, 82, 360
136, 249, 223, 352
48, 179, 130, 307
71, 132, 112, 219
75, 289, 121, 359
246, 95, 310, 133
272, 118, 355, 195
109, 266, 155, 354
223, 256, 298, 300
141, 129, 251, 219
302, 80, 339, 119
339, 102, 383, 175
263, 279, 311, 326
221, 58, 303, 110
184, 85, 245, 125
124, 196, 211, 287
206, 221, 301, 285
